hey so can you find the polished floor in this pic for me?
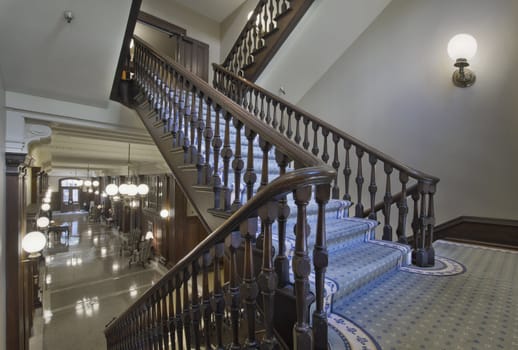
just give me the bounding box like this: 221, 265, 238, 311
40, 212, 163, 350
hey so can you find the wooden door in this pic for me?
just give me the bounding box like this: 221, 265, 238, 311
60, 187, 80, 212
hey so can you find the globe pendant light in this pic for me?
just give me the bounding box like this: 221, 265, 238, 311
22, 231, 47, 258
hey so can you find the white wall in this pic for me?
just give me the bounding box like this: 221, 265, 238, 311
298, 0, 518, 223
140, 0, 221, 83
0, 71, 6, 350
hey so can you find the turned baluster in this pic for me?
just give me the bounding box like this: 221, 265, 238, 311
382, 164, 393, 240
231, 118, 244, 212
204, 99, 213, 185
202, 251, 212, 349
426, 183, 436, 266
268, 0, 275, 32
396, 173, 409, 244
279, 105, 286, 134
227, 231, 242, 350
246, 29, 253, 66
165, 68, 173, 135
155, 290, 163, 350
293, 186, 313, 349
167, 280, 176, 350
253, 90, 259, 116
331, 134, 341, 199
242, 83, 249, 110
271, 100, 279, 129
414, 181, 431, 266
265, 96, 272, 125
258, 137, 272, 192
302, 118, 310, 150
182, 81, 192, 163
248, 89, 254, 114
354, 147, 365, 217
343, 141, 352, 205
258, 201, 279, 349
171, 74, 180, 143
189, 86, 198, 164
311, 122, 320, 156
259, 94, 266, 120
241, 217, 259, 348
274, 150, 291, 287
191, 260, 201, 350
313, 184, 330, 350
196, 94, 206, 185
212, 106, 223, 209
286, 108, 294, 139
294, 113, 302, 144
244, 127, 258, 201
175, 275, 184, 348
182, 268, 192, 349
161, 284, 170, 349
368, 155, 378, 221
176, 78, 186, 147
411, 190, 420, 253
146, 300, 154, 348
212, 242, 225, 350
221, 112, 233, 210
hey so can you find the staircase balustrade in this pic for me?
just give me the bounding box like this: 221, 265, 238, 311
213, 64, 440, 267
222, 0, 315, 81
105, 36, 335, 349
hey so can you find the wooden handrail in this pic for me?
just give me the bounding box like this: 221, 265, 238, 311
104, 166, 334, 335
134, 35, 322, 169
213, 63, 439, 184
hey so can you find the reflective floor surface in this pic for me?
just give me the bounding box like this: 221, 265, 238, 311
41, 212, 163, 350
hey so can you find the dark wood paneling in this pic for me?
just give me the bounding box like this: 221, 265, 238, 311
110, 0, 143, 103
435, 216, 518, 250
137, 11, 186, 36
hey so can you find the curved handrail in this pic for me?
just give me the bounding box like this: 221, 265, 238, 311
104, 166, 334, 335
213, 63, 439, 184
134, 35, 321, 169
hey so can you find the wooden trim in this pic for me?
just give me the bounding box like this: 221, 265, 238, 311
137, 11, 186, 36
435, 216, 518, 250
109, 0, 142, 103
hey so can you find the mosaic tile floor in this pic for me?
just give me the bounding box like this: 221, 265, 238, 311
331, 240, 518, 350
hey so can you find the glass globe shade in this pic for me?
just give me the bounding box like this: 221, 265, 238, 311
37, 216, 50, 228
127, 184, 138, 196
105, 184, 118, 196
76, 180, 83, 187
92, 180, 100, 187
94, 190, 99, 195
84, 180, 92, 187
101, 192, 107, 198
447, 34, 477, 60
22, 231, 47, 255
41, 203, 51, 211
118, 183, 129, 195
137, 184, 149, 195
145, 231, 154, 240
43, 197, 51, 204
160, 209, 169, 218
88, 188, 93, 193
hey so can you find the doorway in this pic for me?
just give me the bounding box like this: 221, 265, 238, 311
60, 178, 81, 212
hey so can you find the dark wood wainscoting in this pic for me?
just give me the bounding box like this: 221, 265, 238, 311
435, 216, 518, 250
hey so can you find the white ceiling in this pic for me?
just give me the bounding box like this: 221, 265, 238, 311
173, 0, 248, 22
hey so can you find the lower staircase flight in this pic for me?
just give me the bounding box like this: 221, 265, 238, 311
104, 36, 438, 350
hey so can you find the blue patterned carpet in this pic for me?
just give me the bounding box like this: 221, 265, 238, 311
330, 240, 518, 349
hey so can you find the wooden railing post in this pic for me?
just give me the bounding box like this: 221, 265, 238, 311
292, 185, 313, 350
258, 201, 280, 349
227, 232, 242, 350
313, 184, 330, 350
274, 150, 291, 287
241, 217, 259, 348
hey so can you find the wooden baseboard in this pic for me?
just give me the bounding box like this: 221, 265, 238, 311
434, 216, 518, 250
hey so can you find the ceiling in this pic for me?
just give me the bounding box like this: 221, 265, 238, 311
0, 0, 246, 178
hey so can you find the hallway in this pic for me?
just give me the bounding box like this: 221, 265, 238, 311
40, 212, 162, 350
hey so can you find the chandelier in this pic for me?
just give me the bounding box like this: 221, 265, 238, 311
105, 144, 149, 198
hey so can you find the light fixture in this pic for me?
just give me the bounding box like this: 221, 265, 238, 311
94, 190, 99, 195
84, 180, 92, 187
448, 33, 477, 87
92, 180, 100, 187
126, 184, 138, 197
88, 188, 93, 193
76, 179, 83, 186
22, 231, 47, 258
64, 10, 74, 23
37, 216, 50, 228
145, 231, 154, 240
160, 209, 169, 218
41, 203, 51, 211
105, 184, 118, 196
137, 184, 149, 195
43, 197, 51, 204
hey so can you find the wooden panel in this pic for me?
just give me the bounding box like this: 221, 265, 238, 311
435, 216, 518, 250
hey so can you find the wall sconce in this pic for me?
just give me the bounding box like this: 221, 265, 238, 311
448, 33, 477, 87
64, 10, 74, 23
22, 231, 47, 258
41, 203, 51, 211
